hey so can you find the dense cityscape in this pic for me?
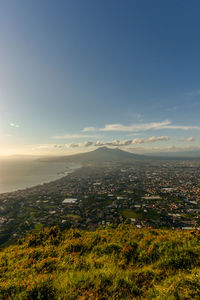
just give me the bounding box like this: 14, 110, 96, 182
1, 153, 200, 245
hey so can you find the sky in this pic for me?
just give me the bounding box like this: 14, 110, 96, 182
1, 0, 200, 155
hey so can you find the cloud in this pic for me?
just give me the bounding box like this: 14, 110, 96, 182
95, 137, 169, 147
94, 140, 133, 146
132, 136, 169, 144
32, 144, 65, 150
66, 139, 134, 148
53, 144, 64, 148
52, 133, 99, 139
66, 141, 94, 148
180, 136, 196, 142
93, 140, 133, 147
82, 127, 97, 132
83, 120, 200, 133
65, 136, 170, 148
147, 136, 170, 142
38, 135, 170, 152
106, 140, 133, 146
99, 120, 171, 132
66, 143, 79, 148
132, 138, 145, 144
118, 140, 133, 146
163, 125, 200, 130
79, 141, 93, 147
186, 137, 195, 142
95, 141, 105, 146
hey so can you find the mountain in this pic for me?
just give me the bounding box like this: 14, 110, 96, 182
39, 147, 200, 164
40, 147, 147, 163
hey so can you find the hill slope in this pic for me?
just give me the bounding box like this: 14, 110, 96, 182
1, 225, 200, 299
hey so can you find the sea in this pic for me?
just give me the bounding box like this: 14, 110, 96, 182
0, 157, 80, 194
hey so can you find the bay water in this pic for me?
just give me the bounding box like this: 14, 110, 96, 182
0, 157, 79, 193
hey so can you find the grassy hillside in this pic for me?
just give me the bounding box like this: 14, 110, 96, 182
1, 225, 200, 299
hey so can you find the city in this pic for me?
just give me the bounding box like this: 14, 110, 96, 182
1, 157, 200, 245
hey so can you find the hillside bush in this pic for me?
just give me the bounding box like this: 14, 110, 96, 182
1, 225, 200, 299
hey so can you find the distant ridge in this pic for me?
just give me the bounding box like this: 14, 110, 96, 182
41, 147, 147, 163
39, 147, 200, 164
147, 150, 200, 159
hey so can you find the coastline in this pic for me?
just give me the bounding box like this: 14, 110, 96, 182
0, 161, 82, 195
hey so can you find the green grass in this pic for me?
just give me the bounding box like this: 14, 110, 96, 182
34, 223, 44, 230
64, 214, 81, 219
120, 208, 160, 220
120, 209, 140, 219
1, 225, 200, 299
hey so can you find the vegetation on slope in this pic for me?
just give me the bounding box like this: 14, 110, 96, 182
1, 224, 200, 299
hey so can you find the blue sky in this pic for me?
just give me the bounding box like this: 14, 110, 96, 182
0, 0, 200, 155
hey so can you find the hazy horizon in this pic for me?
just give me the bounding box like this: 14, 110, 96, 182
1, 145, 200, 158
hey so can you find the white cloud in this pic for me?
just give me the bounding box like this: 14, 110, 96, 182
132, 138, 145, 144
163, 125, 200, 130
37, 135, 170, 152
118, 140, 133, 146
147, 136, 170, 142
82, 127, 97, 132
83, 120, 200, 132
53, 144, 64, 148
66, 141, 94, 148
64, 136, 170, 148
32, 144, 65, 150
95, 141, 105, 146
79, 141, 93, 147
94, 140, 133, 147
65, 139, 134, 148
180, 137, 196, 142
66, 143, 79, 148
52, 133, 99, 139
132, 136, 169, 144
106, 140, 133, 146
99, 120, 171, 132
186, 136, 195, 142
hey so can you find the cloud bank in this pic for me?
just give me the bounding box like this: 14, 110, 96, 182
83, 120, 200, 132
187, 136, 195, 142
65, 136, 170, 148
